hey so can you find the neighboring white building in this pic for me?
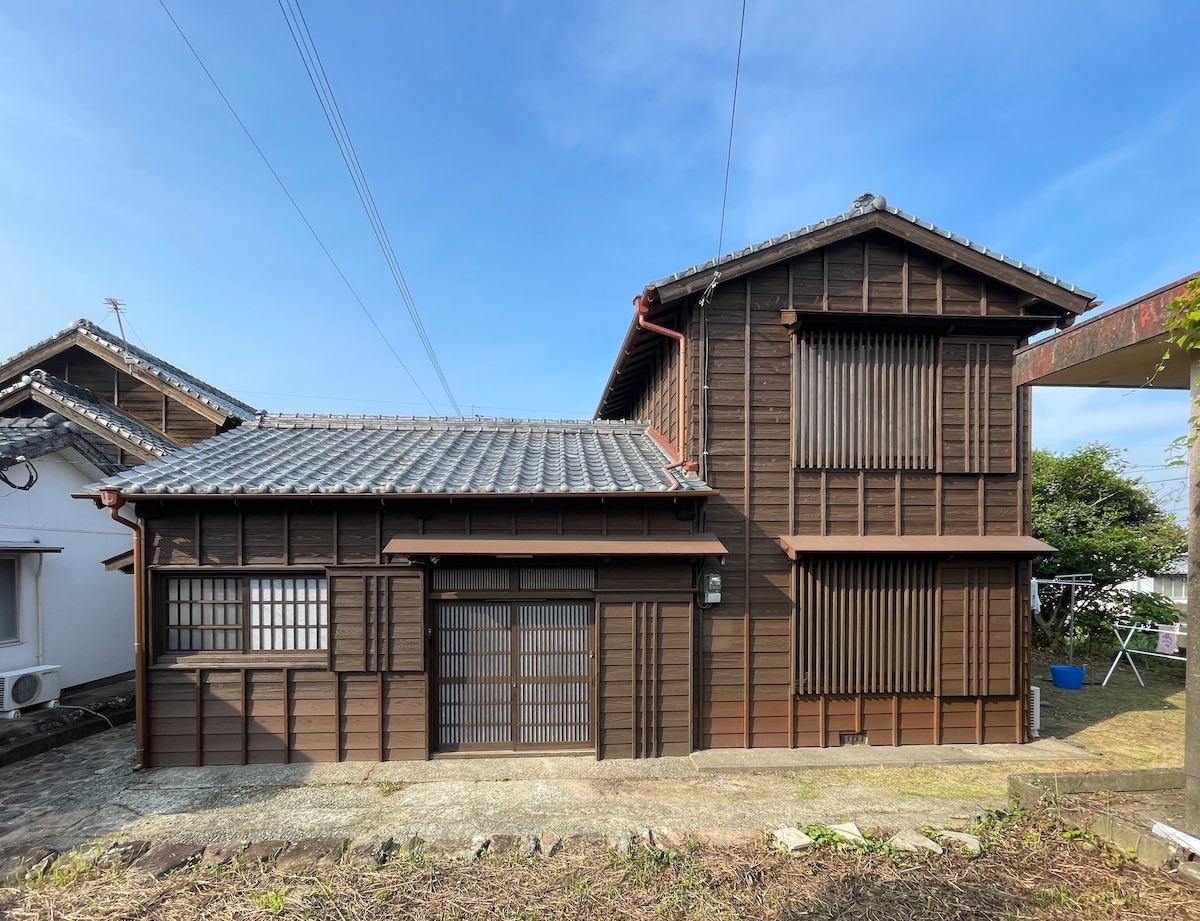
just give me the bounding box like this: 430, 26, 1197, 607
1118, 558, 1187, 617
0, 416, 132, 687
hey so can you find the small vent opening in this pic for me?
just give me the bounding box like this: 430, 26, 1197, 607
431, 569, 511, 592
520, 568, 596, 591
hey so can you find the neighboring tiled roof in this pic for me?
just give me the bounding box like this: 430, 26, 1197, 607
0, 413, 123, 476
0, 415, 72, 463
0, 318, 257, 421
0, 371, 179, 458
654, 193, 1096, 299
89, 414, 712, 496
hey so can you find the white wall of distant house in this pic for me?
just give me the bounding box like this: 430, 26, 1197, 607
0, 447, 132, 688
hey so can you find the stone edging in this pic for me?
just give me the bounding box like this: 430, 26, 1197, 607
1007, 768, 1189, 874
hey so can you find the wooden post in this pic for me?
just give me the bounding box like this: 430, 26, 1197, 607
1187, 355, 1200, 832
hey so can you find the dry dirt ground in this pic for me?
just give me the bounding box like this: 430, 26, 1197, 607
1, 810, 1196, 920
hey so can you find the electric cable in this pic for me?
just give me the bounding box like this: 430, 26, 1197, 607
155, 0, 439, 413
277, 0, 462, 416
716, 0, 748, 264
700, 0, 748, 308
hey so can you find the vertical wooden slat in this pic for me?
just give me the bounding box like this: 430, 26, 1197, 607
377, 671, 385, 762
862, 237, 870, 313
334, 672, 342, 762
282, 667, 291, 764
195, 667, 204, 765
743, 281, 752, 750
240, 668, 248, 766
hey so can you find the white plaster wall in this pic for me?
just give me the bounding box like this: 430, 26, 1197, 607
0, 448, 132, 687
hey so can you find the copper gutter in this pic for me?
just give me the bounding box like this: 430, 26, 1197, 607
633, 285, 693, 486
97, 487, 148, 770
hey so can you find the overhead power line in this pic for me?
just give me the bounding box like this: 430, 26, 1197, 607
716, 0, 748, 264
277, 0, 463, 417
156, 0, 439, 413
700, 0, 748, 309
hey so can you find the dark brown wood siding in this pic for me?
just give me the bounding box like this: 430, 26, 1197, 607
628, 231, 1039, 749
139, 497, 708, 765
34, 347, 223, 446
329, 568, 425, 673
597, 591, 693, 759
146, 667, 427, 767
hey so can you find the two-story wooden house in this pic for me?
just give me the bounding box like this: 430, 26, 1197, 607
81, 196, 1095, 763
596, 194, 1093, 749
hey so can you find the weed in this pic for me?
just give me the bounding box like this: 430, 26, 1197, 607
248, 887, 288, 914
377, 780, 403, 795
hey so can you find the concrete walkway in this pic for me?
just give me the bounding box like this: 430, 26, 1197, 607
0, 724, 1095, 853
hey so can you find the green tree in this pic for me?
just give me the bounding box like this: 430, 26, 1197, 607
1031, 444, 1186, 649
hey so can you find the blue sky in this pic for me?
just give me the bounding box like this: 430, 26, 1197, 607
1, 1, 1196, 511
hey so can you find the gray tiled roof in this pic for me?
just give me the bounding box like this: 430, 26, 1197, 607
0, 413, 123, 475
0, 319, 257, 421
0, 371, 180, 458
89, 415, 712, 497
0, 414, 72, 463
655, 193, 1096, 299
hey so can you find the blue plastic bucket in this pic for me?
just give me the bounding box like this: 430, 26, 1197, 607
1049, 664, 1085, 689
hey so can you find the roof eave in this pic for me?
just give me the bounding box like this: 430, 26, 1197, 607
0, 380, 177, 463
597, 209, 1095, 415
72, 488, 719, 502
653, 211, 1094, 315
0, 325, 255, 425
594, 314, 642, 419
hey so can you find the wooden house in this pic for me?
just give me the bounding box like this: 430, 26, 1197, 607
81, 416, 723, 766
0, 320, 258, 691
80, 195, 1095, 764
595, 194, 1093, 749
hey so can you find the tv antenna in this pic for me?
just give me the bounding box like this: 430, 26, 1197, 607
103, 297, 136, 366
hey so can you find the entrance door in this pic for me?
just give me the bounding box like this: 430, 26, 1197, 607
436, 601, 592, 752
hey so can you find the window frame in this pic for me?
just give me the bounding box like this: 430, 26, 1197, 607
155, 571, 329, 659
0, 556, 18, 646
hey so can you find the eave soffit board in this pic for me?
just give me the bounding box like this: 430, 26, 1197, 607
383, 534, 729, 557
778, 534, 1057, 558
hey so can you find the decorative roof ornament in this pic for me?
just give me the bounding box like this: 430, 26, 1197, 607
849, 192, 888, 215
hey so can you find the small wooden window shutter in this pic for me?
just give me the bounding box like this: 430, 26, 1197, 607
938, 339, 1017, 474
327, 568, 425, 673
937, 561, 1017, 697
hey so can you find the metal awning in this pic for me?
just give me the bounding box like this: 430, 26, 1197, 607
383, 535, 728, 557
779, 535, 1055, 559
0, 542, 64, 554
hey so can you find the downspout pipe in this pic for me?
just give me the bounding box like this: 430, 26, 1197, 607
634, 284, 694, 485
98, 487, 147, 769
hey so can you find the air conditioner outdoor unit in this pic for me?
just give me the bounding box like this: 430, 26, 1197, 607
0, 665, 63, 716
1029, 685, 1041, 739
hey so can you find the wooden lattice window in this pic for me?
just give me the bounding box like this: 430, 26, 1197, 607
248, 577, 328, 651
163, 575, 327, 653
797, 331, 936, 469
798, 556, 936, 695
